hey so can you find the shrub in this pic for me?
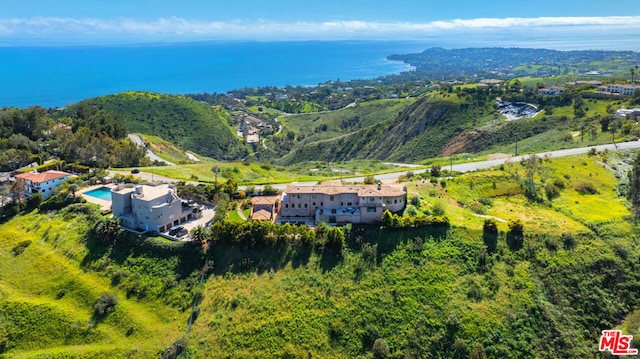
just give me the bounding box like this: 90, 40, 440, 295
432, 201, 446, 216
576, 183, 599, 195
364, 175, 376, 185
562, 233, 576, 249
478, 197, 493, 206
410, 194, 421, 207
372, 338, 390, 358
545, 183, 560, 200
94, 292, 118, 318
12, 240, 32, 256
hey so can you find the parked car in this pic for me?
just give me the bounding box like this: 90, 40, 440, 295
168, 225, 184, 236
131, 168, 140, 174
175, 228, 188, 237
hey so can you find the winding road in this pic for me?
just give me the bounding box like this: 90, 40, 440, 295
128, 134, 176, 166
118, 139, 640, 190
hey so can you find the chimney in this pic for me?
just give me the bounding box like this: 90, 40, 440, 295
377, 183, 381, 190
134, 185, 143, 196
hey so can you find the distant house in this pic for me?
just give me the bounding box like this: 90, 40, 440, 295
251, 196, 278, 221
111, 183, 195, 234
14, 170, 72, 198
615, 108, 640, 120
598, 84, 638, 96
280, 182, 407, 224
538, 86, 566, 95
478, 79, 503, 88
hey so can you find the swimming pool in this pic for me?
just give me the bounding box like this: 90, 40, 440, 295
83, 187, 112, 201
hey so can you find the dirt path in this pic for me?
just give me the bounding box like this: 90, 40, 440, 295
237, 203, 247, 220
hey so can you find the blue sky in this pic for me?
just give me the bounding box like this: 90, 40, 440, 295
1, 0, 640, 45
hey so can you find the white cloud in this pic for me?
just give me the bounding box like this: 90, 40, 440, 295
0, 15, 639, 42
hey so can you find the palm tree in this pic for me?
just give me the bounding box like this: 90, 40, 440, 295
636, 65, 639, 83
68, 183, 79, 199
190, 225, 209, 244
94, 216, 121, 242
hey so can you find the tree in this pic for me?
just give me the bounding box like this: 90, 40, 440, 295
482, 219, 498, 253
372, 338, 390, 358
190, 225, 209, 244
363, 175, 376, 185
94, 216, 121, 242
430, 163, 441, 177
632, 67, 636, 83
10, 179, 27, 204
507, 219, 524, 250
0, 186, 9, 207
68, 183, 79, 199
520, 155, 549, 201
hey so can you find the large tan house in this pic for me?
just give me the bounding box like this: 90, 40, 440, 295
111, 183, 195, 234
280, 182, 407, 224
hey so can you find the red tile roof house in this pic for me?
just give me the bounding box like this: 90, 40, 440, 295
280, 182, 407, 224
14, 170, 72, 199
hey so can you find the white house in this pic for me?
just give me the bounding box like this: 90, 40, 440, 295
111, 182, 196, 234
15, 170, 72, 199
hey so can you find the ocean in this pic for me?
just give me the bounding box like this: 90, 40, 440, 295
1, 36, 639, 109
0, 41, 424, 108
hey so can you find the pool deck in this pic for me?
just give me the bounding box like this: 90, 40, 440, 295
79, 184, 115, 211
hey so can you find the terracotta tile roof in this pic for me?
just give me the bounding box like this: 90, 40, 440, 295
251, 196, 278, 205
251, 209, 272, 221
15, 170, 71, 184
284, 184, 406, 197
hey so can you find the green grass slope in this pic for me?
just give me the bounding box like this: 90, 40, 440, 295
186, 153, 640, 358
0, 207, 202, 358
74, 91, 248, 161
281, 97, 493, 163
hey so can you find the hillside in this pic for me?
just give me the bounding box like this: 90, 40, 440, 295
187, 153, 640, 357
280, 96, 494, 163
69, 92, 248, 161
2, 152, 640, 358
0, 206, 203, 358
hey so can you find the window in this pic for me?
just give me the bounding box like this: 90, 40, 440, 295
329, 196, 334, 201
369, 198, 375, 202
321, 202, 324, 206
394, 199, 397, 204
298, 204, 301, 208
285, 204, 288, 208
341, 202, 344, 206
297, 194, 300, 199
348, 194, 352, 198
312, 194, 316, 199
386, 200, 391, 204
367, 207, 376, 213
347, 202, 352, 206
313, 202, 316, 206
304, 204, 307, 208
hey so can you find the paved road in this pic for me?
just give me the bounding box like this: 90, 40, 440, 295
254, 140, 640, 189
128, 134, 176, 166
115, 139, 640, 190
